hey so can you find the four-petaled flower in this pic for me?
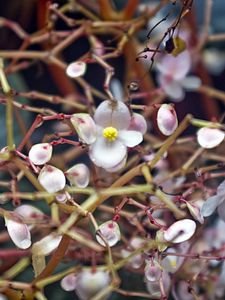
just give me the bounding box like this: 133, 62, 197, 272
71, 100, 147, 172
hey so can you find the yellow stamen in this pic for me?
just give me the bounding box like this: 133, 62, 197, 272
103, 126, 118, 141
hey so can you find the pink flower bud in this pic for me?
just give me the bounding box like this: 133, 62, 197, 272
96, 221, 121, 247
75, 270, 110, 300
145, 260, 162, 282
66, 163, 90, 188
164, 219, 196, 244
66, 61, 86, 78
28, 143, 53, 165
38, 165, 66, 193
157, 104, 178, 136
71, 113, 96, 144
197, 127, 224, 149
61, 274, 77, 291
5, 213, 31, 249
128, 113, 147, 134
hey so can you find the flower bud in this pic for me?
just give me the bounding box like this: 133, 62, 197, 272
96, 221, 121, 247
66, 61, 86, 78
28, 143, 52, 165
61, 274, 77, 291
32, 234, 62, 256
66, 163, 90, 188
197, 127, 224, 149
146, 270, 170, 298
75, 270, 110, 300
38, 165, 66, 193
157, 104, 178, 136
5, 213, 31, 249
164, 219, 196, 244
71, 113, 96, 144
14, 205, 44, 229
145, 260, 162, 282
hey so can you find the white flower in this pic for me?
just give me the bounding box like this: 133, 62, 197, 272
96, 220, 121, 247
157, 104, 178, 136
38, 165, 66, 193
197, 127, 224, 149
5, 213, 31, 249
201, 180, 225, 221
71, 100, 146, 171
157, 50, 201, 102
75, 270, 111, 300
164, 219, 196, 244
66, 61, 86, 78
28, 143, 52, 165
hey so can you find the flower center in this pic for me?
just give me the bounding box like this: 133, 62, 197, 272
103, 126, 118, 141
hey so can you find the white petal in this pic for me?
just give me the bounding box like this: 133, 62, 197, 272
145, 260, 162, 282
146, 270, 170, 297
128, 113, 147, 134
15, 205, 43, 219
76, 270, 110, 300
197, 127, 224, 149
28, 143, 52, 165
164, 219, 196, 243
5, 214, 31, 249
105, 155, 127, 173
66, 61, 86, 78
71, 113, 97, 145
38, 165, 66, 193
217, 180, 225, 196
33, 234, 62, 256
181, 76, 201, 91
96, 221, 121, 247
110, 78, 124, 102
159, 75, 185, 101
119, 130, 143, 147
66, 163, 90, 188
157, 50, 191, 80
157, 104, 178, 136
89, 138, 126, 169
61, 274, 77, 291
217, 201, 225, 222
94, 100, 131, 130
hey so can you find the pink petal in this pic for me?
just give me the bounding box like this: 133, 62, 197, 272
157, 104, 178, 136
159, 75, 185, 101
89, 138, 126, 169
119, 130, 143, 147
128, 113, 147, 134
71, 113, 97, 145
94, 100, 131, 130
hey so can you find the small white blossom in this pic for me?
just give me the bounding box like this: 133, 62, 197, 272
28, 143, 52, 165
66, 163, 90, 188
38, 165, 66, 193
164, 219, 196, 244
66, 61, 86, 78
157, 104, 178, 136
96, 220, 121, 247
197, 127, 224, 149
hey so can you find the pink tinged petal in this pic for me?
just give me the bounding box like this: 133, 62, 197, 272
164, 219, 196, 243
105, 155, 127, 173
89, 138, 127, 169
180, 76, 201, 91
66, 163, 90, 188
128, 113, 147, 134
159, 75, 185, 101
71, 113, 97, 145
119, 130, 143, 147
38, 165, 66, 193
15, 205, 43, 219
5, 214, 31, 249
28, 143, 53, 165
61, 274, 77, 291
96, 221, 121, 247
157, 50, 191, 80
145, 260, 162, 282
75, 270, 110, 300
56, 191, 71, 203
157, 104, 178, 136
197, 127, 224, 149
186, 202, 204, 224
33, 234, 62, 256
94, 100, 131, 130
146, 270, 170, 298
66, 61, 86, 78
